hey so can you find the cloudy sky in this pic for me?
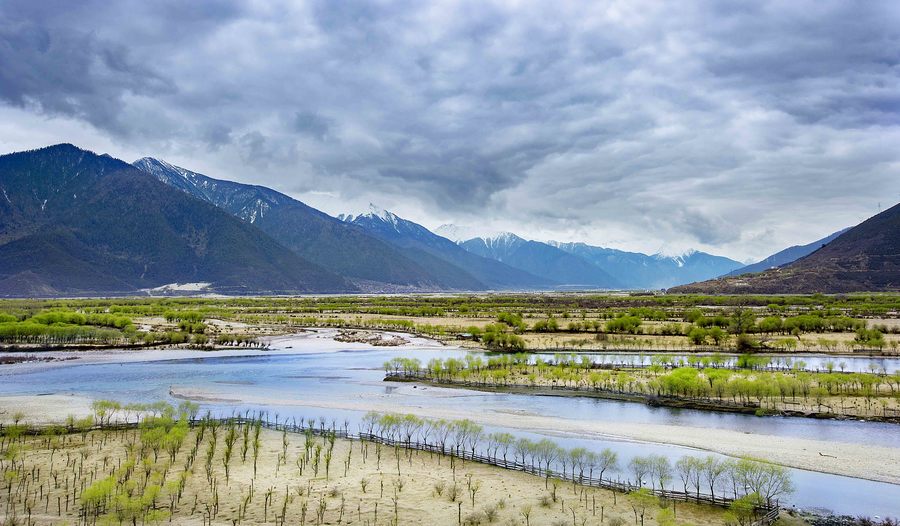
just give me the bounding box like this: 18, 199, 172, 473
1, 0, 898, 261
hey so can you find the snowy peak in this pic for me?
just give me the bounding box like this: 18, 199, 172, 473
339, 204, 402, 227
133, 157, 288, 223
475, 232, 526, 252
339, 204, 438, 242
134, 157, 185, 179
653, 249, 699, 268
435, 224, 503, 243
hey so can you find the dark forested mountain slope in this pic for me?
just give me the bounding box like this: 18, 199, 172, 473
672, 204, 900, 293
134, 158, 473, 291
0, 145, 351, 296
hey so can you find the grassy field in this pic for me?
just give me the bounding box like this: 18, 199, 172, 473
1, 294, 898, 356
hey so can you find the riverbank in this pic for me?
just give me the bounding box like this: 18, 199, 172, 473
386, 375, 900, 425
0, 328, 438, 375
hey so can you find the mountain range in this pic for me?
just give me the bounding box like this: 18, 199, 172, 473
457, 233, 622, 289
436, 230, 742, 289
338, 208, 552, 290
133, 158, 496, 291
0, 145, 348, 296
2, 143, 892, 296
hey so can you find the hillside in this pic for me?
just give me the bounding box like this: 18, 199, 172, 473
671, 204, 900, 293
0, 145, 351, 296
134, 158, 458, 291
725, 228, 849, 277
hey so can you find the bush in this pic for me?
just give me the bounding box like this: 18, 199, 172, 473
532, 318, 559, 332
483, 504, 499, 522
736, 334, 761, 352
463, 512, 484, 526
687, 327, 707, 345
854, 328, 885, 349
605, 315, 641, 334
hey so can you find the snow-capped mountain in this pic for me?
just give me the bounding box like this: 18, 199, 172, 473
132, 161, 459, 290
338, 204, 435, 243
342, 206, 553, 290
549, 241, 742, 289
134, 157, 289, 224
434, 224, 502, 243
461, 234, 621, 289
0, 144, 351, 296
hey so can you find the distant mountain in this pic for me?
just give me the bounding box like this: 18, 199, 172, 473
671, 204, 900, 293
725, 228, 850, 277
134, 158, 460, 291
434, 224, 500, 243
340, 206, 552, 290
545, 242, 740, 289
0, 144, 351, 296
460, 233, 621, 289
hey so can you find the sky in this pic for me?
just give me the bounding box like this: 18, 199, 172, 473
1, 0, 899, 262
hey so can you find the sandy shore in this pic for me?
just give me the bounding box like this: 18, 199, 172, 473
0, 393, 94, 423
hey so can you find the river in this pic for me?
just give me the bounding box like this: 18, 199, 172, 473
0, 331, 897, 517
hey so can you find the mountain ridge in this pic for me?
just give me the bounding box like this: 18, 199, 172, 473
341, 206, 554, 290
460, 233, 621, 289
133, 158, 466, 291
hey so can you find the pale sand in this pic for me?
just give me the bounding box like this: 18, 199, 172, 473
164, 385, 900, 486
5, 427, 734, 526
0, 394, 94, 423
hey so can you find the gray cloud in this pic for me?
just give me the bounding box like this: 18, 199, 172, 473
0, 18, 175, 136
0, 0, 898, 260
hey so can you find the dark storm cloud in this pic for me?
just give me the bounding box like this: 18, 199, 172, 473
290, 112, 332, 141
0, 19, 174, 135
1, 0, 898, 259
